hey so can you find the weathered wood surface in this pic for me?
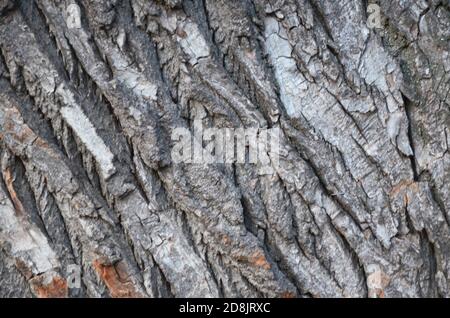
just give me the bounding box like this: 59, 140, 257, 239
0, 0, 449, 297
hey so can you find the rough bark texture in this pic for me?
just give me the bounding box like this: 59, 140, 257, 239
0, 0, 449, 298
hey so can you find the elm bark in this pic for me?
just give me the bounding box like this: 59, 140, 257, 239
0, 0, 449, 297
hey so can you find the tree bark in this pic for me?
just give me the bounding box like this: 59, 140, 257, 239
0, 0, 449, 298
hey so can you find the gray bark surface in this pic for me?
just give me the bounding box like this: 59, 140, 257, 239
0, 0, 449, 297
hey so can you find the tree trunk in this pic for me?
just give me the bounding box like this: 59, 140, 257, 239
0, 0, 449, 298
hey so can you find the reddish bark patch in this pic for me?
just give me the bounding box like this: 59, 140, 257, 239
30, 275, 68, 298
2, 167, 24, 215
93, 260, 144, 298
33, 136, 52, 150
280, 291, 296, 298
389, 180, 419, 197
248, 251, 271, 270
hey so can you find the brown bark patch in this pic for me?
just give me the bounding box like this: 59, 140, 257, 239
248, 251, 271, 270
281, 291, 296, 298
93, 260, 144, 298
389, 180, 419, 198
30, 274, 68, 298
2, 167, 24, 215
15, 259, 33, 280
